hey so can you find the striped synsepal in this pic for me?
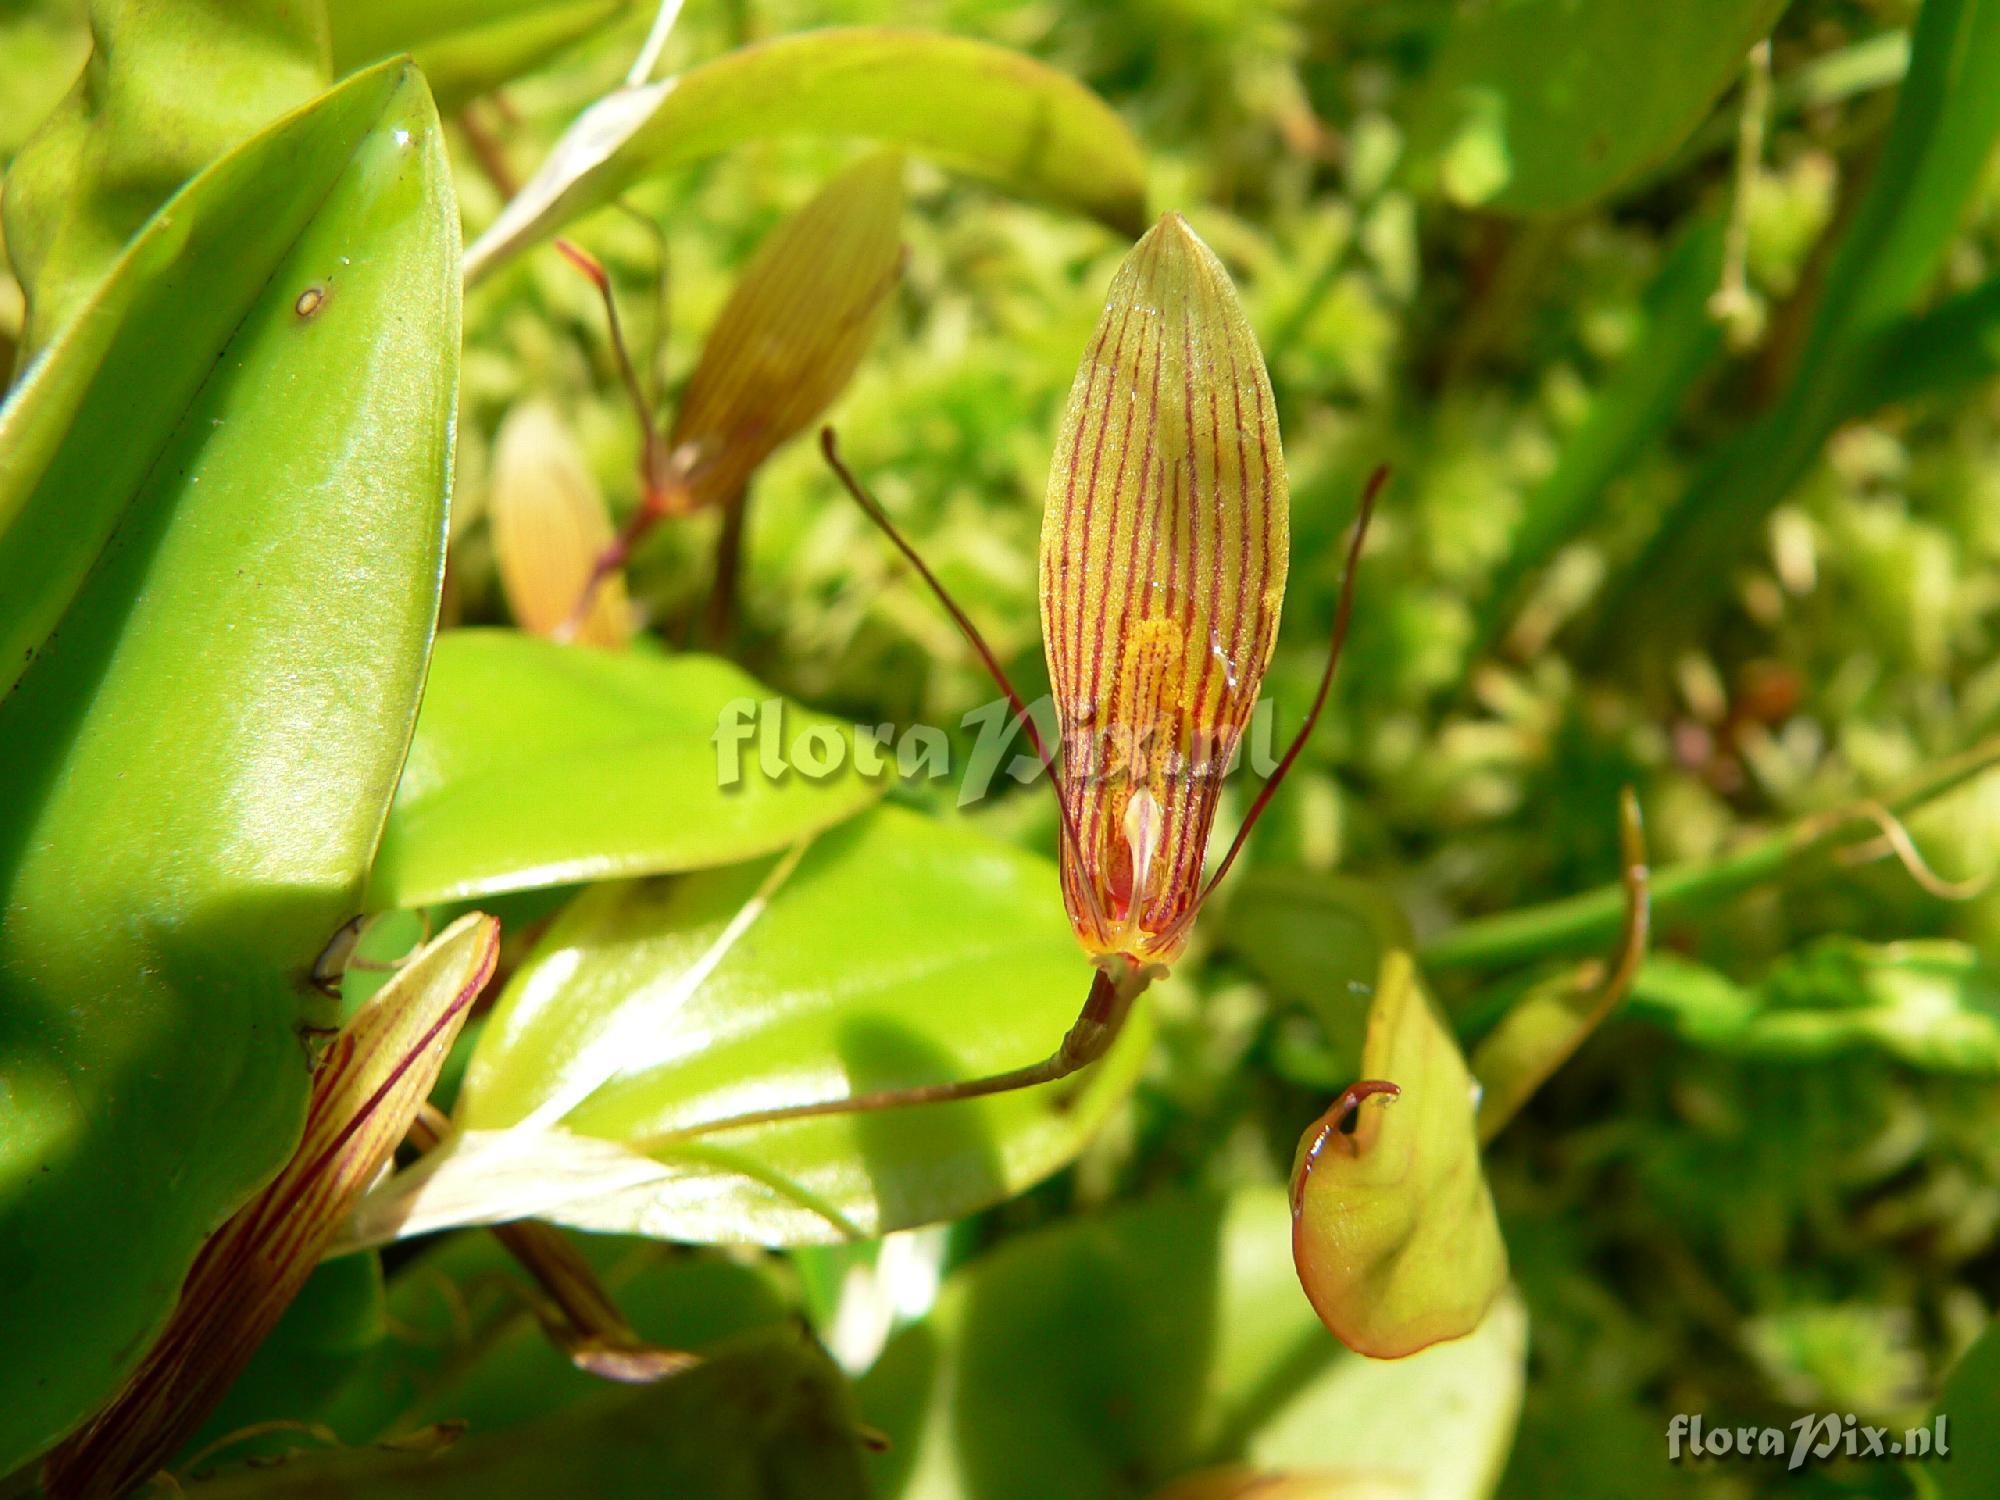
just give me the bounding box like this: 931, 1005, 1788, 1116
43, 915, 501, 1500
1039, 214, 1288, 965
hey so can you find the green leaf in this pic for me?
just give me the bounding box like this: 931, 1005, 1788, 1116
1630, 939, 2000, 1072
366, 629, 887, 910
464, 27, 1147, 281
1, 0, 331, 360
345, 806, 1151, 1248
329, 0, 632, 111
0, 60, 458, 1469
1402, 0, 1787, 213
172, 1325, 871, 1500
1291, 951, 1508, 1358
860, 1187, 1526, 1500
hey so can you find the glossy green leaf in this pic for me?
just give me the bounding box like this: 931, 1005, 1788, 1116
0, 61, 458, 1469
1402, 0, 1787, 213
464, 27, 1147, 281
348, 1240, 787, 1443
2, 0, 331, 360
329, 0, 631, 111
0, 10, 89, 161
366, 629, 886, 910
180, 1325, 870, 1500
861, 1187, 1526, 1500
1291, 950, 1508, 1358
1630, 939, 2000, 1072
346, 806, 1151, 1248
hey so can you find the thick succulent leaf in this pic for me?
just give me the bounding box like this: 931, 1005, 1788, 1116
668, 150, 903, 511
2, 0, 331, 359
0, 61, 458, 1469
861, 1187, 1526, 1500
1402, 0, 1788, 213
169, 1325, 870, 1500
1800, 0, 2000, 354
1291, 951, 1507, 1358
1630, 940, 2000, 1072
346, 806, 1151, 1247
490, 402, 633, 646
44, 916, 500, 1500
1040, 213, 1288, 963
366, 629, 884, 909
464, 27, 1147, 281
329, 0, 630, 110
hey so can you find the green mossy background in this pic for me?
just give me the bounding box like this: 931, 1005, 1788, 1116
7, 0, 2000, 1494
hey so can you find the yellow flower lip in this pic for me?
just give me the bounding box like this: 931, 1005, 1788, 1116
1039, 212, 1289, 965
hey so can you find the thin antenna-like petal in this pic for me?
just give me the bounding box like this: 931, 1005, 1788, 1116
670, 150, 904, 511
1040, 213, 1287, 963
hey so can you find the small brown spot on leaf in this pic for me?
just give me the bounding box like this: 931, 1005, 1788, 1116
294, 284, 328, 319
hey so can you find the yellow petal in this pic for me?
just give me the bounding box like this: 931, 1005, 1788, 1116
490, 401, 632, 648
43, 915, 501, 1500
1039, 213, 1287, 964
669, 150, 904, 510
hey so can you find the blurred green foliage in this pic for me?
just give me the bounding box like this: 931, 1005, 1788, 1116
8, 0, 2000, 1494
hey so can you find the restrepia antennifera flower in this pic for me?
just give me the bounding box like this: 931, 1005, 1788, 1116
686, 210, 1387, 1133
